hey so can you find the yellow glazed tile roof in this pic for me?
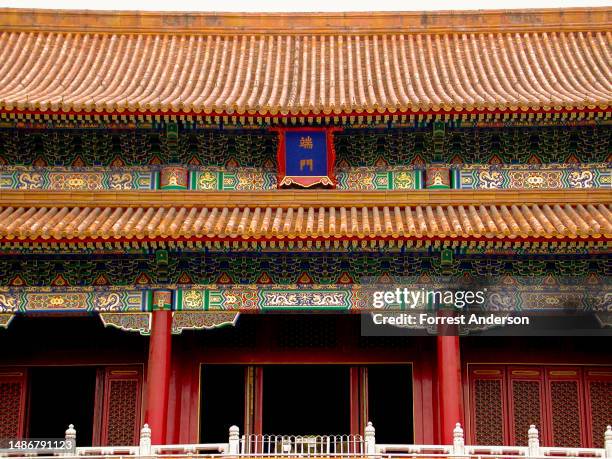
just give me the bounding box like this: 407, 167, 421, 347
0, 8, 610, 115
0, 203, 609, 241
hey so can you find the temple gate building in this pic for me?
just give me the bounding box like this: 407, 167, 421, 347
0, 6, 610, 456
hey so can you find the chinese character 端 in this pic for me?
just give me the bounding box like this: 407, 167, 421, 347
299, 136, 313, 149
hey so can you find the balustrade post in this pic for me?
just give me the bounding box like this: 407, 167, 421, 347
282, 437, 292, 454
364, 422, 376, 455
139, 424, 152, 456
64, 424, 76, 456
228, 425, 240, 455
452, 423, 465, 456
527, 425, 540, 458
604, 426, 612, 459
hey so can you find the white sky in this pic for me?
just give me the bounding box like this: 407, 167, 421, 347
0, 0, 610, 11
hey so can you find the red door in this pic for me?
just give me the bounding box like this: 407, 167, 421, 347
584, 368, 612, 448
507, 367, 546, 446
0, 368, 27, 440
468, 364, 612, 448
100, 366, 143, 446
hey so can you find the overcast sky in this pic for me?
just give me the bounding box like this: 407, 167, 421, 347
0, 0, 610, 11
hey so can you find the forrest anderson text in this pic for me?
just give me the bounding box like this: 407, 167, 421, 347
371, 313, 530, 326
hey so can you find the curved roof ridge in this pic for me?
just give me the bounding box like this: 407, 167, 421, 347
0, 7, 611, 34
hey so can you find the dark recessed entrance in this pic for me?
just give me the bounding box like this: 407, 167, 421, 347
263, 365, 350, 435
200, 365, 246, 443
28, 367, 97, 446
367, 365, 413, 443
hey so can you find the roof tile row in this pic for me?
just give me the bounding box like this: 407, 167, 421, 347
0, 31, 610, 115
0, 203, 609, 241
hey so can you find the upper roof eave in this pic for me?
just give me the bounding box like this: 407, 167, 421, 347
1, 7, 611, 34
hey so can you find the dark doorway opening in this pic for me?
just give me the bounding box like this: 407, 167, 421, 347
263, 365, 350, 435
28, 367, 97, 446
200, 365, 245, 442
367, 365, 413, 443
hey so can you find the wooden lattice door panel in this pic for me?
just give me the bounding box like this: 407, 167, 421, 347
468, 366, 508, 445
100, 367, 142, 446
0, 369, 27, 439
584, 369, 612, 448
508, 368, 545, 446
469, 365, 611, 448
544, 368, 586, 448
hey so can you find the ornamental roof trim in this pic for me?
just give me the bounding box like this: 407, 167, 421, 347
0, 8, 610, 116
1, 8, 610, 34
0, 189, 609, 207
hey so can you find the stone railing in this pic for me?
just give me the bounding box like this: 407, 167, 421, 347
374, 423, 611, 458
2, 423, 611, 459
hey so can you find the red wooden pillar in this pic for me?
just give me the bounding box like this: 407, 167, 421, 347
437, 335, 463, 444
145, 290, 173, 445
253, 366, 264, 436
349, 367, 361, 436
349, 367, 368, 437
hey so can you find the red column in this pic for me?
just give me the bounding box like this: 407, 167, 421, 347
253, 366, 264, 436
437, 335, 463, 444
145, 307, 173, 444
349, 367, 361, 436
